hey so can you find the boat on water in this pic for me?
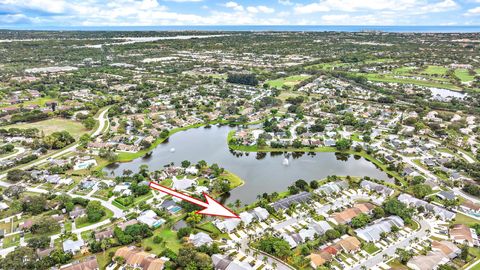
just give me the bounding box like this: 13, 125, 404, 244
282, 158, 289, 166
170, 148, 175, 153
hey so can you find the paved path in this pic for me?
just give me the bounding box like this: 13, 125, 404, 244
0, 107, 109, 184
0, 147, 26, 162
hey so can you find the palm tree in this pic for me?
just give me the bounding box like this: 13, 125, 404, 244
262, 256, 268, 264
271, 261, 277, 270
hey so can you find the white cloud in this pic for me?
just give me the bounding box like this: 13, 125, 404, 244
294, 2, 330, 14
224, 1, 244, 11
464, 6, 480, 16
294, 0, 458, 14
166, 0, 203, 2
247, 5, 274, 13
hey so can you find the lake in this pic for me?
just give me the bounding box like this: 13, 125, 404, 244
104, 125, 391, 204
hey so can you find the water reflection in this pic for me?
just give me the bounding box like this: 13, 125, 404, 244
104, 125, 391, 204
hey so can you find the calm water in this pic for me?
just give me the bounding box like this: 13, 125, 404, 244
104, 125, 391, 204
429, 87, 468, 99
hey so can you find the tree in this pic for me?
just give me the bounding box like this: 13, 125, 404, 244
396, 248, 412, 264
82, 117, 96, 130
31, 217, 60, 234
86, 201, 105, 222
373, 207, 385, 219
27, 235, 50, 249
186, 211, 202, 226
43, 131, 75, 149
176, 246, 212, 269
309, 180, 319, 189
411, 184, 432, 199
6, 169, 31, 183
22, 195, 47, 215
325, 229, 340, 240
181, 160, 191, 168
351, 213, 371, 228
335, 139, 352, 151
383, 198, 413, 224
460, 244, 469, 261
257, 236, 292, 260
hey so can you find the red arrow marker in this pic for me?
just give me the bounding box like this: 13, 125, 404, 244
149, 182, 239, 219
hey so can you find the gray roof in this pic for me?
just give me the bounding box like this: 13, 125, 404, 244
271, 192, 312, 211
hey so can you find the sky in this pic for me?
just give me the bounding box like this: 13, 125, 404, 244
0, 0, 480, 28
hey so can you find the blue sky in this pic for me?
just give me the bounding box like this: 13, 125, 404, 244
0, 0, 479, 28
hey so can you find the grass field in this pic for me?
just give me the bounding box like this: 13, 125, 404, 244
361, 73, 463, 91
142, 229, 181, 254
266, 75, 311, 89
4, 118, 88, 139
0, 97, 57, 109
75, 208, 113, 229
454, 213, 479, 226
423, 65, 448, 75
455, 69, 476, 82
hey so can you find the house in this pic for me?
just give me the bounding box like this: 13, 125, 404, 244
20, 219, 33, 230
70, 207, 86, 219
60, 256, 99, 270
185, 166, 199, 175
214, 219, 240, 233
355, 216, 404, 242
114, 246, 165, 270
119, 219, 139, 230
138, 210, 165, 228
239, 212, 254, 225
432, 240, 460, 259
211, 254, 253, 270
360, 180, 394, 197
317, 180, 349, 195
436, 191, 456, 201
63, 239, 85, 254
450, 224, 477, 246
330, 203, 375, 225
407, 251, 450, 270
36, 247, 55, 258
113, 183, 132, 196
333, 236, 361, 253
95, 229, 114, 241
460, 200, 480, 214
398, 194, 456, 220
308, 251, 332, 268
172, 177, 195, 191
189, 232, 213, 247
407, 241, 459, 270
271, 192, 312, 211
310, 221, 332, 235
0, 202, 9, 211
252, 207, 269, 220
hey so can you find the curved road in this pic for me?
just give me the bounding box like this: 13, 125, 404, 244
0, 107, 110, 184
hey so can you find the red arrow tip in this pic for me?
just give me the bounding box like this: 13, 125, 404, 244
196, 193, 240, 219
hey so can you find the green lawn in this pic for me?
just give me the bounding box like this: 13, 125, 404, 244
266, 75, 311, 89
423, 65, 448, 75
454, 213, 479, 226
75, 208, 113, 229
4, 118, 88, 139
2, 234, 20, 248
392, 66, 417, 74
142, 229, 181, 255
360, 73, 463, 91
455, 69, 476, 82
362, 243, 380, 254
